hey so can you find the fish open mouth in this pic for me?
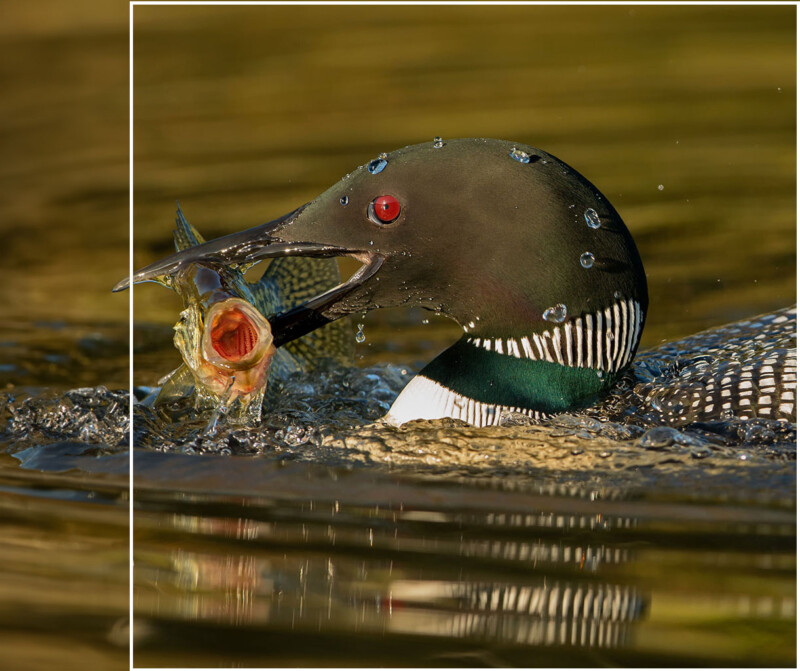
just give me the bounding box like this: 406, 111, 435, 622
209, 306, 260, 362
201, 298, 275, 369
115, 205, 385, 348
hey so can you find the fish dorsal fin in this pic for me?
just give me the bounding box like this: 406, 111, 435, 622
252, 256, 355, 367
173, 204, 205, 251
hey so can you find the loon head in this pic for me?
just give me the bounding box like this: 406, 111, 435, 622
120, 138, 648, 426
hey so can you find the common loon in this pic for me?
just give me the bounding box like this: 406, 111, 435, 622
118, 138, 795, 428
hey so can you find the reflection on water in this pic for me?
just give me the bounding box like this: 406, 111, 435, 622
131, 307, 796, 667
133, 461, 794, 667
121, 2, 797, 668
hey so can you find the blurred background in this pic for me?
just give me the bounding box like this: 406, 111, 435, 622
132, 3, 795, 385
0, 3, 795, 669
0, 3, 128, 671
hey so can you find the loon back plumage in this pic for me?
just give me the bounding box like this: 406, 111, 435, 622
621, 306, 797, 425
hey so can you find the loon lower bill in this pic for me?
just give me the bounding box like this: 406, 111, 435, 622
116, 138, 790, 428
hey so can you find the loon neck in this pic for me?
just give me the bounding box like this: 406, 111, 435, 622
386, 298, 645, 427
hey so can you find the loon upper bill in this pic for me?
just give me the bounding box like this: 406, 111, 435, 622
120, 138, 793, 428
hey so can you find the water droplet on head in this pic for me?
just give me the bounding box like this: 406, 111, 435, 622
542, 303, 567, 323
580, 251, 595, 269
340, 195, 349, 206
584, 208, 601, 229
355, 323, 366, 344
613, 290, 623, 300
509, 147, 531, 164
368, 157, 387, 174
657, 184, 664, 191
433, 136, 443, 148
422, 319, 429, 325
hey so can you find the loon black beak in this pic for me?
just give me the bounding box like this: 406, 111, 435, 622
115, 205, 384, 347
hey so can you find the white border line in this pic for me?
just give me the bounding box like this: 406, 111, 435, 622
127, 3, 798, 669
129, 1, 797, 5
128, 2, 134, 668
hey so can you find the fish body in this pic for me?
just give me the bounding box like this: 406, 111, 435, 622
151, 205, 353, 421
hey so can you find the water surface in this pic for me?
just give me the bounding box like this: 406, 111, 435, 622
129, 5, 796, 667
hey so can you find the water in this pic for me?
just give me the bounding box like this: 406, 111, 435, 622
0, 322, 129, 671
543, 304, 568, 324
585, 208, 603, 230
1, 2, 796, 668
509, 147, 532, 164
129, 310, 796, 667
368, 157, 389, 175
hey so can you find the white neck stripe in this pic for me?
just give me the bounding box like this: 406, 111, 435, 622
466, 298, 643, 373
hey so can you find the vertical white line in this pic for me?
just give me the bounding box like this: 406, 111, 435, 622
595, 310, 604, 371
532, 333, 544, 359
603, 307, 614, 370
585, 314, 593, 368
617, 299, 629, 369
564, 322, 573, 367
611, 301, 622, 369
521, 336, 535, 359
542, 332, 554, 362
625, 299, 634, 363
128, 2, 134, 666
552, 327, 563, 364
575, 316, 583, 367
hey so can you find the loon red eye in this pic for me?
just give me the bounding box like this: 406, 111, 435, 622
369, 195, 401, 224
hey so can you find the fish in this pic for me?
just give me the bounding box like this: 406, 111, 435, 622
145, 205, 354, 422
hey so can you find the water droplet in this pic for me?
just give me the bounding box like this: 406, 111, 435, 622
542, 303, 567, 323
613, 290, 623, 300
421, 319, 429, 325
509, 146, 531, 163
657, 184, 664, 191
580, 251, 595, 268
433, 136, 444, 148
368, 240, 374, 246
584, 208, 601, 229
368, 157, 387, 174
355, 324, 366, 343
340, 195, 349, 206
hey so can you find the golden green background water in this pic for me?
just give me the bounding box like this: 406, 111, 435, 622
0, 3, 796, 670
131, 3, 795, 363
